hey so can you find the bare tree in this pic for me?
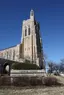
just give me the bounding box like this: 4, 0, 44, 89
48, 61, 59, 74
59, 59, 64, 72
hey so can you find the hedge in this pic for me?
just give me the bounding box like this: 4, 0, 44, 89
12, 60, 40, 70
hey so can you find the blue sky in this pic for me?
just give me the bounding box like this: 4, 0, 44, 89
0, 0, 64, 63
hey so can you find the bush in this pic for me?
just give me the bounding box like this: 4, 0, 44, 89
12, 77, 30, 86
29, 77, 42, 86
0, 76, 62, 86
11, 76, 42, 86
53, 71, 60, 76
43, 76, 60, 86
0, 76, 11, 86
12, 76, 61, 86
12, 60, 40, 70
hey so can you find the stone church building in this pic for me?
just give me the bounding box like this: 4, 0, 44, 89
0, 10, 44, 68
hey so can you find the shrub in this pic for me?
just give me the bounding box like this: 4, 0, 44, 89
12, 76, 30, 86
0, 76, 62, 86
12, 76, 61, 86
11, 76, 42, 86
12, 61, 40, 70
0, 76, 11, 86
43, 76, 60, 86
29, 77, 42, 86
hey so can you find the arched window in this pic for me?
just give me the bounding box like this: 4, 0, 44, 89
25, 27, 27, 36
28, 26, 30, 35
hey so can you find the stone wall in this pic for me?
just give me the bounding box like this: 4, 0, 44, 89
10, 69, 46, 77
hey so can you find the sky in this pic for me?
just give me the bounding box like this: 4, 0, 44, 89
0, 0, 64, 63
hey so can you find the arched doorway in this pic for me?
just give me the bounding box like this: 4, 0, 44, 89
3, 62, 10, 75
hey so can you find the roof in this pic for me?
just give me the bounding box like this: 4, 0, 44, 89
0, 45, 17, 51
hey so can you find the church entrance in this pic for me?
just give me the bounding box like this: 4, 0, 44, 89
3, 62, 10, 75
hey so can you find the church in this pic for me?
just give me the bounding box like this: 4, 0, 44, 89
0, 10, 44, 68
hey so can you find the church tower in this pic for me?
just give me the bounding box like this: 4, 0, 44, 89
30, 10, 35, 20
21, 10, 44, 69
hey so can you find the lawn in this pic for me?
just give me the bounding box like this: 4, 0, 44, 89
0, 86, 64, 95
0, 75, 64, 95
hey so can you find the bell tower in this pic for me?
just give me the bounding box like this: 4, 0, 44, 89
30, 9, 35, 20
21, 10, 44, 69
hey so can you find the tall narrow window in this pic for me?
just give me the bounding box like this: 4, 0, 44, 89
13, 50, 15, 60
28, 26, 30, 35
25, 27, 27, 36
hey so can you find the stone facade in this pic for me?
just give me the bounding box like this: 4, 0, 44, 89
0, 44, 20, 61
0, 10, 44, 68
